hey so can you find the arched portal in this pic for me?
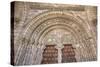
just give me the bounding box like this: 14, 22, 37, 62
15, 11, 97, 65
41, 28, 77, 64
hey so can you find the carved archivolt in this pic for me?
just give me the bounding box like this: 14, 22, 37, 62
22, 11, 89, 44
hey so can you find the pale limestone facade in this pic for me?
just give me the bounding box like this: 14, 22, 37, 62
11, 1, 97, 65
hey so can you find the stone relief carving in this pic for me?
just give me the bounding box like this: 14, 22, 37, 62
11, 1, 97, 65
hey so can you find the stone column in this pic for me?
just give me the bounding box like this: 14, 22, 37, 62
55, 43, 64, 63
58, 48, 62, 63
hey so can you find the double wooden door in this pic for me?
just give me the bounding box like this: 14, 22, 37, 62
41, 44, 76, 64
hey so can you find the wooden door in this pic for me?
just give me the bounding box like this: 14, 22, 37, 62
41, 45, 58, 64
62, 44, 76, 63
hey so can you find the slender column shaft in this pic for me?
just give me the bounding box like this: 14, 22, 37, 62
58, 48, 62, 63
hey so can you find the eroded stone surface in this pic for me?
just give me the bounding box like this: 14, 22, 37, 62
11, 1, 97, 65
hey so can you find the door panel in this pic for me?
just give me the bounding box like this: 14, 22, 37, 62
41, 45, 58, 64
62, 44, 76, 62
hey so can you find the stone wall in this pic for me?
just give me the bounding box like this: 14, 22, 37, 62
11, 1, 97, 65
